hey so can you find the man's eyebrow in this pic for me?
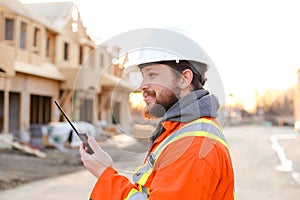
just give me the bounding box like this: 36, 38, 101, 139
142, 67, 155, 73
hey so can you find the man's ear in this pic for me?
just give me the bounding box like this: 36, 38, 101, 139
180, 69, 193, 89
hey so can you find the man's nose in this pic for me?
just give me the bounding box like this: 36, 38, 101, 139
139, 80, 149, 91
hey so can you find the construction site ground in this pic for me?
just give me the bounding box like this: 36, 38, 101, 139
0, 147, 84, 191
0, 133, 148, 192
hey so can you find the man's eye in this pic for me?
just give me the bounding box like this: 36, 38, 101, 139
149, 73, 157, 78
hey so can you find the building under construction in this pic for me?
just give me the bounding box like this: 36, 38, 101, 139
0, 0, 135, 144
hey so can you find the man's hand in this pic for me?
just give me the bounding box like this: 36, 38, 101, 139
79, 137, 113, 178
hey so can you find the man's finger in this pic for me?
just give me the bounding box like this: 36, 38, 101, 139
87, 137, 101, 152
79, 143, 89, 156
79, 144, 87, 164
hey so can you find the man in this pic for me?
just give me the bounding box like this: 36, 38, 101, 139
79, 29, 235, 199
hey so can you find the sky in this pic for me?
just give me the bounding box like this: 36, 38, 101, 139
19, 0, 300, 111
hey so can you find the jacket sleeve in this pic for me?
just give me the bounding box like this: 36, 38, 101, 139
90, 167, 138, 200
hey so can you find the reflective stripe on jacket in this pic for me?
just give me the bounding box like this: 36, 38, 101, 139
124, 117, 231, 200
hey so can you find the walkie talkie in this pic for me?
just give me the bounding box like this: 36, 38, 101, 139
54, 100, 94, 154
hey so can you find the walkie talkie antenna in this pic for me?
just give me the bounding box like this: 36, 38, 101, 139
54, 100, 79, 135
53, 100, 94, 154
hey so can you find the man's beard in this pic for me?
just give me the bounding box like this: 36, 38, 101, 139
142, 86, 181, 119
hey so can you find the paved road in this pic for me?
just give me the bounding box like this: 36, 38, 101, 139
225, 125, 300, 200
1, 126, 300, 199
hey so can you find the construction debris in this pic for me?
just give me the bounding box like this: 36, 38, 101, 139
0, 134, 47, 158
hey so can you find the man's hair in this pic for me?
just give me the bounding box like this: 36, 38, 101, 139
158, 60, 207, 91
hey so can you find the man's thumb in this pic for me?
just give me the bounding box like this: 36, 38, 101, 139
87, 137, 101, 152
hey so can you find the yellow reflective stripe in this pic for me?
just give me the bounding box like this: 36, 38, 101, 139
133, 163, 152, 185
186, 118, 223, 133
124, 186, 149, 200
138, 168, 152, 185
124, 188, 139, 200
170, 131, 229, 150
133, 164, 152, 185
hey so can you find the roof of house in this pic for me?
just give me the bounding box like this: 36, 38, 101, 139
24, 1, 73, 29
0, 0, 60, 32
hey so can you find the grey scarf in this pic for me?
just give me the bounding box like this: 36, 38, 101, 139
149, 90, 220, 143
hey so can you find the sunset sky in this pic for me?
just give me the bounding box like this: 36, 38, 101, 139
20, 0, 300, 111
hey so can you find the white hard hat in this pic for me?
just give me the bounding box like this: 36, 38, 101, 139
124, 28, 210, 73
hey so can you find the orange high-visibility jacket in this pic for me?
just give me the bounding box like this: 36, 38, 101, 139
90, 118, 235, 200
